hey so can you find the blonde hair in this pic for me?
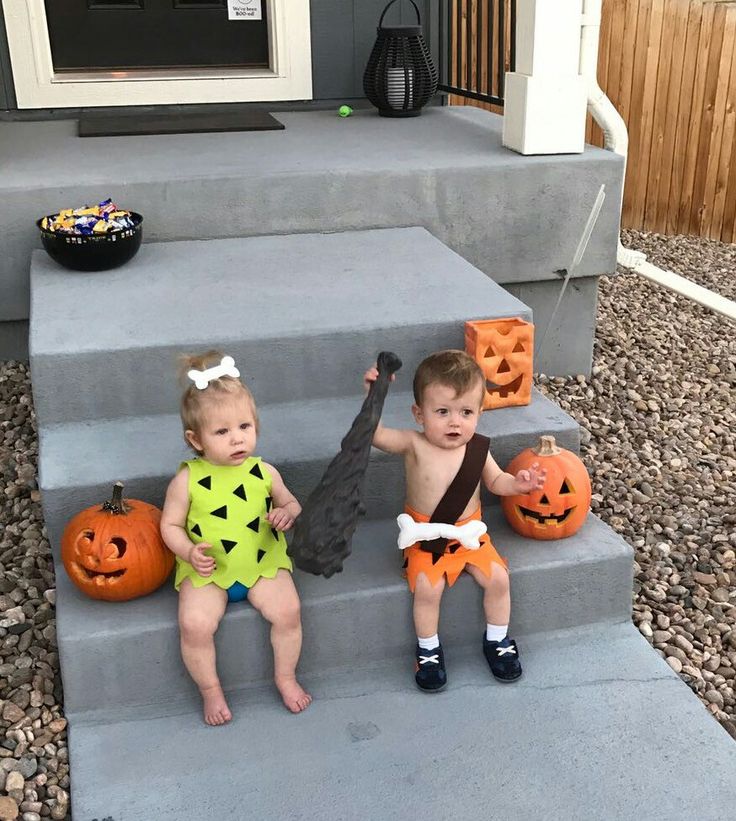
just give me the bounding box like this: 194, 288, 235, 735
413, 349, 484, 406
178, 350, 258, 449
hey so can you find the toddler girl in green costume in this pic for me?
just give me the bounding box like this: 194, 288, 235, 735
161, 351, 311, 724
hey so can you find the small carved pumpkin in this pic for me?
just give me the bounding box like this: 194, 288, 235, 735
465, 317, 534, 410
501, 435, 591, 540
61, 482, 173, 601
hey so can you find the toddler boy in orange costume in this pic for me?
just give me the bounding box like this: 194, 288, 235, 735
364, 350, 545, 691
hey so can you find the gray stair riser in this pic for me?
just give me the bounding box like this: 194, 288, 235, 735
58, 525, 632, 716
33, 322, 527, 427
40, 425, 579, 552
30, 227, 534, 427
31, 320, 516, 425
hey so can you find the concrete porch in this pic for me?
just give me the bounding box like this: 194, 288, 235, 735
1, 105, 623, 371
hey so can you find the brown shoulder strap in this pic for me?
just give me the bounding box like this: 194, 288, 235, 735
422, 433, 490, 555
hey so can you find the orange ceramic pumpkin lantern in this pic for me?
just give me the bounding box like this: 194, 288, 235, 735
501, 435, 591, 540
61, 482, 173, 601
465, 317, 534, 410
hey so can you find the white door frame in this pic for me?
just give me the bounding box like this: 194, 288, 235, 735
2, 0, 313, 108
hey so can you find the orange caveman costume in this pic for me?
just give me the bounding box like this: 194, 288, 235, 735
401, 505, 507, 592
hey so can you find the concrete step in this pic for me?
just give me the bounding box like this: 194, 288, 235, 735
38, 388, 578, 549
57, 509, 632, 717
5, 108, 623, 320
29, 226, 532, 427
66, 622, 736, 821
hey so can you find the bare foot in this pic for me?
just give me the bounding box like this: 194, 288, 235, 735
275, 676, 312, 713
200, 684, 232, 726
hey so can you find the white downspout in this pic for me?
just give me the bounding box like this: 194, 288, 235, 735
579, 0, 645, 268
578, 0, 736, 319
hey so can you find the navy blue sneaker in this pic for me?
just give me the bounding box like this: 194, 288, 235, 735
415, 643, 447, 692
483, 635, 522, 682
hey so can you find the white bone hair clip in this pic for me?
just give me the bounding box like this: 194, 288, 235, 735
188, 356, 240, 390
396, 513, 488, 551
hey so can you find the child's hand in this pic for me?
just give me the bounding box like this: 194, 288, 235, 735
188, 542, 215, 577
363, 364, 394, 393
363, 365, 379, 393
514, 462, 547, 494
268, 507, 295, 532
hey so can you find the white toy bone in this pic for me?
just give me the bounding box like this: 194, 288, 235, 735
187, 355, 240, 390
396, 513, 488, 551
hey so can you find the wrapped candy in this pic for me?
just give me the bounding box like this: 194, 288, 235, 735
41, 198, 135, 235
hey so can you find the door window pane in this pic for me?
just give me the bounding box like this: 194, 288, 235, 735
46, 0, 269, 71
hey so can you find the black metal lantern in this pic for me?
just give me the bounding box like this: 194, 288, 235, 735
363, 0, 438, 118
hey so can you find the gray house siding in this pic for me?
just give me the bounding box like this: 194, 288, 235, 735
312, 0, 438, 100
0, 0, 438, 112
0, 3, 16, 110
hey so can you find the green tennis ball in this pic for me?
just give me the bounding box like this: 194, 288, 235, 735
338, 105, 353, 118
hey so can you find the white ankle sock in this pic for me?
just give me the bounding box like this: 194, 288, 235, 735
418, 633, 440, 650
486, 623, 508, 642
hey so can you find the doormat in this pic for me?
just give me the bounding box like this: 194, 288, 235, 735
79, 110, 284, 138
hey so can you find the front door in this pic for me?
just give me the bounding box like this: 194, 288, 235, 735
44, 0, 270, 72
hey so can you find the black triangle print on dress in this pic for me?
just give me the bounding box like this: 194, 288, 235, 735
265, 496, 273, 512
233, 484, 247, 502
271, 527, 280, 541
246, 517, 260, 534
211, 505, 228, 520
257, 549, 267, 563
191, 523, 202, 538
221, 539, 237, 554
431, 552, 443, 566
197, 476, 212, 490
249, 463, 264, 480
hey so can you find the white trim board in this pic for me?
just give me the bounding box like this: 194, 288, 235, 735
631, 260, 736, 322
1, 0, 312, 108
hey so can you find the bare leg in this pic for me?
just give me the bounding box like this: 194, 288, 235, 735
467, 563, 521, 681
248, 570, 312, 713
413, 572, 446, 638
466, 563, 511, 625
178, 580, 230, 726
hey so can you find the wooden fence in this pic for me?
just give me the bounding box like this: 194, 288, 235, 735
453, 0, 736, 242
591, 0, 736, 241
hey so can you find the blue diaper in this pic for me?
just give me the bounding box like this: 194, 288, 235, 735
227, 581, 250, 603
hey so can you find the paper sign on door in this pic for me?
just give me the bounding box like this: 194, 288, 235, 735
227, 0, 262, 21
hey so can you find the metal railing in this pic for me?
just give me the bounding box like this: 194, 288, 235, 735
438, 0, 516, 107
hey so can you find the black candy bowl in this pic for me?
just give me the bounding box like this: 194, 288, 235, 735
36, 212, 143, 272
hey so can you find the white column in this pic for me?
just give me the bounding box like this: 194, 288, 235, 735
502, 0, 588, 155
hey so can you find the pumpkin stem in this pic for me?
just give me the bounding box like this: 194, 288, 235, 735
102, 482, 131, 515
533, 435, 561, 456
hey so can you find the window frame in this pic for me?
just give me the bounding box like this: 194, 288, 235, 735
1, 0, 312, 108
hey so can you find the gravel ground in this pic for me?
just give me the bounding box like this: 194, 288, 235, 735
622, 228, 736, 301
0, 362, 69, 821
0, 231, 734, 819
538, 232, 736, 741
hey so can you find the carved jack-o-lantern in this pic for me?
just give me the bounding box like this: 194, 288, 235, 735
61, 482, 173, 601
465, 317, 534, 410
501, 435, 591, 540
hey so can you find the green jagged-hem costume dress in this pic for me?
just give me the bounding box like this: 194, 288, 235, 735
174, 456, 292, 595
